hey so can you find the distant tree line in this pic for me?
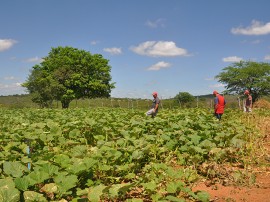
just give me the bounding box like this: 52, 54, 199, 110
22, 46, 270, 108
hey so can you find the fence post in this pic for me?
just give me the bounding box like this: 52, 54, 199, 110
238, 97, 241, 110
118, 100, 121, 108
178, 99, 181, 108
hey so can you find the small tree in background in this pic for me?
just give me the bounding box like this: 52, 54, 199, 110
215, 61, 270, 102
175, 92, 195, 106
23, 46, 115, 108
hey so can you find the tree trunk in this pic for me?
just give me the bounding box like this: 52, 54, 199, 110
61, 100, 70, 109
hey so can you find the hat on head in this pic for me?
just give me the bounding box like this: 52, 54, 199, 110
244, 90, 249, 95
152, 92, 158, 96
213, 90, 218, 95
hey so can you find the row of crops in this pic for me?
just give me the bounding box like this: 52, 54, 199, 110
0, 107, 259, 201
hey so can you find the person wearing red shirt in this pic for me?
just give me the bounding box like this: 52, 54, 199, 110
213, 90, 226, 121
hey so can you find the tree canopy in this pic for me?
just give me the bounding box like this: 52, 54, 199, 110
215, 61, 270, 101
174, 92, 195, 104
23, 46, 115, 108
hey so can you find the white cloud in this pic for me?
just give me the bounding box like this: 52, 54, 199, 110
91, 40, 99, 45
0, 39, 17, 52
4, 76, 16, 80
0, 82, 26, 95
264, 55, 270, 60
145, 18, 166, 28
222, 56, 243, 62
209, 83, 225, 88
241, 39, 261, 44
251, 39, 261, 44
146, 61, 171, 71
130, 41, 188, 57
231, 20, 270, 35
24, 56, 43, 63
103, 47, 122, 55
205, 78, 214, 81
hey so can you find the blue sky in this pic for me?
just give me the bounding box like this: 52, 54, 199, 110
1, 0, 270, 99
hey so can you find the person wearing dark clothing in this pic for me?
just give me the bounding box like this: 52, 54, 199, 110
244, 90, 252, 112
213, 90, 226, 121
146, 92, 160, 118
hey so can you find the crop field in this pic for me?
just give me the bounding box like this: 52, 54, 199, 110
0, 107, 269, 202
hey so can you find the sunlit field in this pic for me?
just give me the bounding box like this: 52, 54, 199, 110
1, 106, 268, 201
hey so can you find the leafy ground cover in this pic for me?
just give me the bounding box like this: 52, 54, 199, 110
192, 108, 270, 202
0, 107, 268, 201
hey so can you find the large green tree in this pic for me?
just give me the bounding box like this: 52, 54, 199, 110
23, 46, 115, 108
215, 61, 270, 101
174, 92, 195, 105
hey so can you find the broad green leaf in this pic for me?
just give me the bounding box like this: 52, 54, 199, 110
40, 183, 58, 193
39, 163, 59, 176
0, 178, 20, 202
165, 195, 185, 202
189, 134, 201, 145
69, 129, 81, 138
67, 159, 88, 174
126, 199, 143, 202
166, 181, 184, 194
195, 191, 210, 202
108, 183, 132, 198
88, 184, 107, 202
55, 174, 78, 194
151, 193, 163, 202
25, 170, 50, 186
14, 177, 29, 191
141, 181, 157, 192
70, 145, 87, 157
166, 167, 184, 179
23, 191, 47, 202
54, 154, 71, 168
3, 161, 28, 178
131, 150, 143, 160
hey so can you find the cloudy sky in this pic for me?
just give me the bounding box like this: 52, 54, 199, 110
1, 0, 270, 98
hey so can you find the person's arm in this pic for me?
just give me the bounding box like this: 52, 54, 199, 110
214, 97, 218, 111
153, 103, 159, 112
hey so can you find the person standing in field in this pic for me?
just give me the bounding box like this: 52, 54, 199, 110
244, 90, 252, 112
146, 92, 160, 118
213, 90, 226, 121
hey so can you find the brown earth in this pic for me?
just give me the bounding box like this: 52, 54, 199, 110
193, 102, 270, 202
253, 99, 270, 109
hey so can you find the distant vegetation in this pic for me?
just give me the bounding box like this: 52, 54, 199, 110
22, 46, 115, 108
216, 61, 270, 102
1, 93, 266, 110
